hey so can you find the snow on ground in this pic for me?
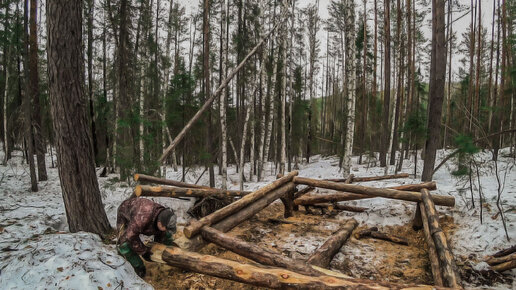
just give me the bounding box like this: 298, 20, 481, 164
0, 147, 515, 289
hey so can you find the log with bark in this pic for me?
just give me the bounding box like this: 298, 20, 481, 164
200, 226, 322, 276
490, 259, 516, 272
420, 189, 460, 288
325, 173, 409, 183
134, 173, 212, 189
294, 177, 454, 207
294, 182, 438, 206
354, 227, 408, 246
419, 202, 444, 286
149, 243, 441, 289
183, 171, 298, 238
135, 185, 250, 199
308, 203, 368, 214
485, 252, 516, 266
307, 219, 358, 268
491, 245, 516, 258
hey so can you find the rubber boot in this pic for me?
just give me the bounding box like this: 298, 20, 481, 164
118, 242, 146, 278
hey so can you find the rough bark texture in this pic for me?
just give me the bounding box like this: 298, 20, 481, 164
46, 0, 111, 235
421, 0, 446, 182
151, 244, 436, 289
419, 202, 444, 286
294, 177, 454, 206
184, 171, 298, 238
200, 226, 322, 276
307, 219, 358, 268
420, 189, 460, 288
135, 185, 250, 199
134, 173, 211, 189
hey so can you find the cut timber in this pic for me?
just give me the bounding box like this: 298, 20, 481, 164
294, 177, 454, 207
355, 227, 408, 245
295, 182, 438, 206
307, 219, 358, 268
150, 244, 438, 289
490, 259, 516, 272
183, 171, 298, 238
326, 173, 409, 183
419, 202, 444, 286
134, 173, 211, 189
492, 245, 516, 258
135, 185, 250, 199
485, 253, 516, 266
421, 189, 460, 288
294, 186, 315, 199
200, 226, 322, 276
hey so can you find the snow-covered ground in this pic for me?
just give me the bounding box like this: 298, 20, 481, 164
0, 147, 515, 289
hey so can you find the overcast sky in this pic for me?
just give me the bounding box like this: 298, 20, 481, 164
176, 0, 495, 91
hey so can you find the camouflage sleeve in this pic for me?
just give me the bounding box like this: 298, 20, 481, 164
125, 222, 149, 255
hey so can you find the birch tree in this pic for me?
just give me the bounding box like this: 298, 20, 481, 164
220, 0, 228, 188
342, 0, 356, 175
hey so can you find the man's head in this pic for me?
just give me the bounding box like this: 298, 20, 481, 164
156, 208, 177, 233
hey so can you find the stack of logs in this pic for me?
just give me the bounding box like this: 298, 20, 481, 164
133, 171, 460, 288
485, 245, 516, 273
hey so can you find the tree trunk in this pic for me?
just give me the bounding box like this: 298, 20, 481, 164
184, 171, 298, 238
135, 185, 250, 199
380, 0, 391, 167
419, 202, 444, 286
47, 0, 112, 235
307, 219, 358, 268
326, 173, 410, 182
29, 0, 47, 181
2, 44, 9, 166
134, 173, 211, 189
421, 0, 446, 182
343, 0, 357, 175
294, 177, 454, 206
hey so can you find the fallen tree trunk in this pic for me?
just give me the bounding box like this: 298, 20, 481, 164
135, 185, 250, 199
490, 259, 516, 272
294, 182, 439, 206
492, 245, 516, 258
200, 226, 322, 276
419, 202, 444, 286
183, 171, 298, 238
421, 189, 460, 288
307, 219, 358, 268
485, 253, 516, 266
149, 244, 441, 289
326, 173, 409, 183
134, 173, 211, 189
294, 177, 454, 207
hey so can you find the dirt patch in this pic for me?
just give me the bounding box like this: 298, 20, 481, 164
144, 203, 466, 289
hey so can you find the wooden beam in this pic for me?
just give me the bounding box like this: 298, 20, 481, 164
135, 185, 250, 199
134, 173, 211, 189
421, 189, 460, 288
183, 171, 298, 238
307, 219, 358, 268
419, 201, 444, 287
326, 173, 410, 183
294, 177, 454, 207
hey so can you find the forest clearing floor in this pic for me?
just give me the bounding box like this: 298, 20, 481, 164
1, 148, 516, 289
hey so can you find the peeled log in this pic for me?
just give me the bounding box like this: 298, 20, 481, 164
134, 173, 211, 189
307, 219, 358, 268
294, 177, 454, 207
184, 171, 298, 238
200, 226, 322, 276
490, 259, 516, 272
421, 189, 460, 288
150, 244, 438, 289
326, 173, 410, 183
485, 253, 516, 266
419, 202, 444, 286
295, 182, 439, 206
135, 185, 250, 199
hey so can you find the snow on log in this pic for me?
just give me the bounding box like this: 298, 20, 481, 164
294, 182, 439, 206
183, 171, 298, 238
135, 185, 251, 199
325, 173, 409, 183
294, 177, 454, 207
307, 219, 358, 268
200, 226, 322, 276
134, 173, 211, 189
420, 189, 460, 288
419, 202, 444, 286
149, 244, 439, 289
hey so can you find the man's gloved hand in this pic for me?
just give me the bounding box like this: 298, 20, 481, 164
142, 250, 152, 262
